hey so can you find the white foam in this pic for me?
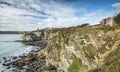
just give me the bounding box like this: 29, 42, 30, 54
12, 46, 36, 56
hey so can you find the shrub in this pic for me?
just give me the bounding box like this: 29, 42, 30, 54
114, 13, 120, 25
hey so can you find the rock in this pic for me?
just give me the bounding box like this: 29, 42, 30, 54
3, 57, 11, 63
3, 63, 9, 66
12, 69, 16, 72
48, 64, 56, 70
13, 56, 17, 60
3, 57, 7, 62
6, 66, 10, 69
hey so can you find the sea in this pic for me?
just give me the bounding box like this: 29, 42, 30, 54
0, 34, 36, 72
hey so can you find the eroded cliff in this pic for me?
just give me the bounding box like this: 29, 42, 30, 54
22, 26, 120, 72
40, 27, 120, 72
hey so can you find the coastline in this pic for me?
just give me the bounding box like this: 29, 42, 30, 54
1, 40, 53, 72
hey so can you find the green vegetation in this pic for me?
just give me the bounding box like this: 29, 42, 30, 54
103, 46, 120, 72
77, 23, 90, 27
99, 46, 108, 54
68, 55, 87, 72
105, 44, 120, 60
91, 45, 120, 72
103, 35, 112, 44
60, 25, 91, 36
84, 35, 90, 42
114, 13, 120, 25
83, 44, 97, 59
95, 26, 111, 32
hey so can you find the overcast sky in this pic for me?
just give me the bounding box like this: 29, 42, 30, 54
0, 0, 120, 31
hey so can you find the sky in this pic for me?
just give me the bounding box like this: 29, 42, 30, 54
0, 0, 120, 31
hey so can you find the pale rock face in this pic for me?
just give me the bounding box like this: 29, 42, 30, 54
22, 30, 57, 41
22, 34, 32, 41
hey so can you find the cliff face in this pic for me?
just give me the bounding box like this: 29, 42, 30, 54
22, 29, 58, 41
22, 26, 120, 72
38, 26, 120, 72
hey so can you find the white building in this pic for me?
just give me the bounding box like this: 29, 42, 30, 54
100, 17, 114, 26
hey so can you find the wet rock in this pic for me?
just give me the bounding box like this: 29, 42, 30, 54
12, 69, 16, 72
13, 56, 17, 60
3, 63, 10, 66
3, 57, 11, 63
3, 57, 7, 62
6, 66, 10, 69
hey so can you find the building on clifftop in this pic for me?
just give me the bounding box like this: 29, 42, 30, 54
100, 17, 115, 26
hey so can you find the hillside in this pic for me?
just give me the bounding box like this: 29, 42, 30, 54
21, 25, 120, 72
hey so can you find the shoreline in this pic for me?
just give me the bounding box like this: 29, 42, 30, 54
1, 40, 56, 72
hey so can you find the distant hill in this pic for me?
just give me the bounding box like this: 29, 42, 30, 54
0, 31, 29, 34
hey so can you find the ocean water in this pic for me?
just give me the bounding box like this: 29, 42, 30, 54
0, 34, 36, 71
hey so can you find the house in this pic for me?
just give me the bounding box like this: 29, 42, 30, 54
100, 17, 114, 26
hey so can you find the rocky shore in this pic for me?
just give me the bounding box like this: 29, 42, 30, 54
15, 40, 48, 48
1, 40, 57, 72
23, 41, 48, 48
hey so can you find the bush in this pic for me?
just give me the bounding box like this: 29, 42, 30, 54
114, 13, 120, 25
79, 23, 90, 27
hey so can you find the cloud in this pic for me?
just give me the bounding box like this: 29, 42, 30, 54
0, 0, 80, 31
112, 2, 120, 13
0, 2, 11, 6
0, 0, 115, 31
37, 9, 114, 29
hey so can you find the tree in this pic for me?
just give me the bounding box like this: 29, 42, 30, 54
80, 23, 90, 27
114, 13, 120, 25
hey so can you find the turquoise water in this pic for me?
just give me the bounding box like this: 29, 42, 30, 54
0, 34, 35, 71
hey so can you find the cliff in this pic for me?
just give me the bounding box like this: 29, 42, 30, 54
22, 25, 120, 72
22, 29, 59, 41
